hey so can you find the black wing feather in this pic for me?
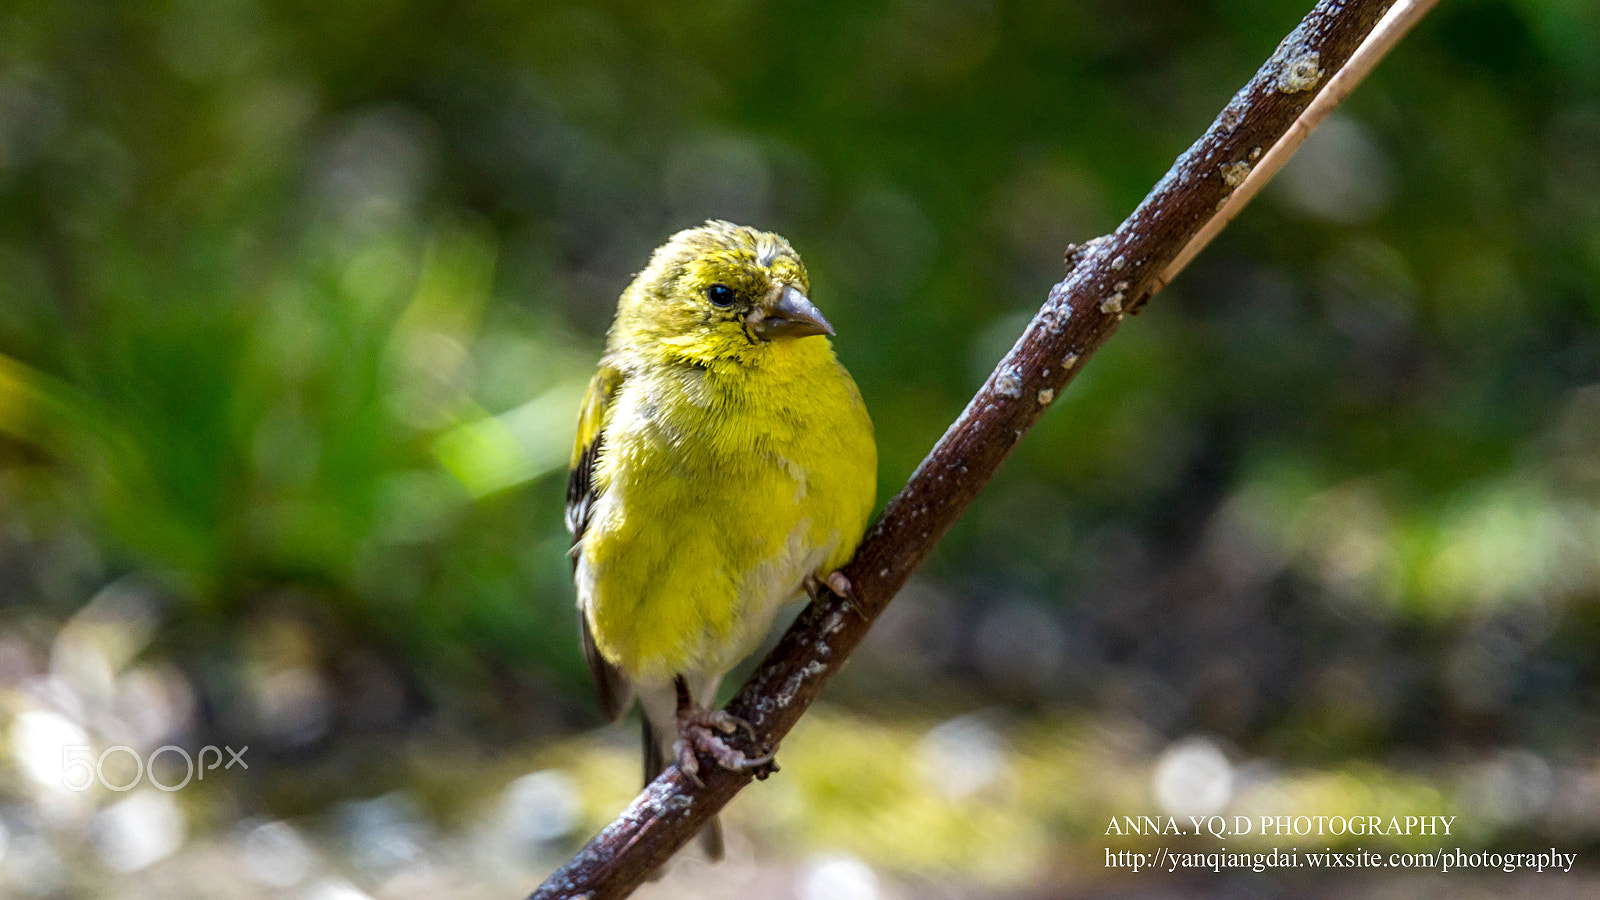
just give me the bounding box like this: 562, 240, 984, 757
567, 366, 632, 720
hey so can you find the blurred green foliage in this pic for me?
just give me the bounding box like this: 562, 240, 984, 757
2, 0, 1600, 893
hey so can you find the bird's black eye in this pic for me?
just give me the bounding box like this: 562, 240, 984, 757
705, 283, 736, 307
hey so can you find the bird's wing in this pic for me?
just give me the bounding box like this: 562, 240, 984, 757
567, 363, 632, 720
566, 363, 620, 542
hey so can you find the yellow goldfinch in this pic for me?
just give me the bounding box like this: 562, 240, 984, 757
566, 220, 876, 858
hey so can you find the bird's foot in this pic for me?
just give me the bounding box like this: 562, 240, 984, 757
672, 677, 773, 784
825, 571, 854, 599
673, 705, 773, 785
808, 570, 865, 619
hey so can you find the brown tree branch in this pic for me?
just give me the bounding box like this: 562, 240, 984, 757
531, 2, 1426, 896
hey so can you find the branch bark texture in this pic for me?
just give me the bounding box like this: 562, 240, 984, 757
532, 2, 1410, 896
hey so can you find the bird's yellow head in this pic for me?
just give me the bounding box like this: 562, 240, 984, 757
609, 220, 833, 367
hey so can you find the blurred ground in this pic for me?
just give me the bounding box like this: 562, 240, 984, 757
1, 0, 1599, 897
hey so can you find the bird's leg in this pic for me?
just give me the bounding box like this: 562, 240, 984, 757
672, 676, 772, 785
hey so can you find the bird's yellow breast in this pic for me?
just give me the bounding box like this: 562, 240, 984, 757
578, 337, 875, 684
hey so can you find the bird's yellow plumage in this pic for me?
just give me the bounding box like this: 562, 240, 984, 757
566, 221, 875, 857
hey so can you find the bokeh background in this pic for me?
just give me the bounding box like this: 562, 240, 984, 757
1, 1, 1598, 897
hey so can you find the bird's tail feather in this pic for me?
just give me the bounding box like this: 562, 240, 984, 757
642, 714, 664, 785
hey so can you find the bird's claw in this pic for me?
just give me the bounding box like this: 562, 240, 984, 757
702, 707, 756, 739
825, 571, 853, 598
800, 566, 864, 614
811, 570, 865, 619
674, 706, 773, 785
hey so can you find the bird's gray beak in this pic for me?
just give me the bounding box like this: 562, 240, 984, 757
752, 285, 835, 341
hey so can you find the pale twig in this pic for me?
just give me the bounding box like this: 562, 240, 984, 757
1156, 0, 1443, 289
